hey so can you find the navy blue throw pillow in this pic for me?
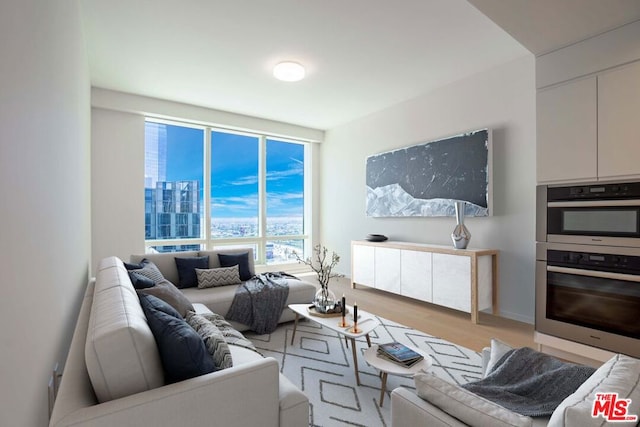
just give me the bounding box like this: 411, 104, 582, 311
218, 252, 252, 281
124, 261, 143, 270
174, 256, 209, 289
128, 271, 156, 289
139, 293, 181, 319
139, 295, 215, 383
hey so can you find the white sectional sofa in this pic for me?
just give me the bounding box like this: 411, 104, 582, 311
130, 249, 316, 332
390, 343, 640, 427
49, 253, 313, 427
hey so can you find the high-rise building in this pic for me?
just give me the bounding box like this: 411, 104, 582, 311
145, 180, 201, 242
144, 121, 167, 188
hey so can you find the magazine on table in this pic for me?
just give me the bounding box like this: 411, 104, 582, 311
377, 341, 424, 367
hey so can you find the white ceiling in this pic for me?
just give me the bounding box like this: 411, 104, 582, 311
80, 0, 640, 131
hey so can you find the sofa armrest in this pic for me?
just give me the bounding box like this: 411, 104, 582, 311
278, 373, 309, 427
51, 358, 281, 427
391, 387, 467, 427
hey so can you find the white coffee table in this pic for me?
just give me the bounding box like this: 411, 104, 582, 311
289, 303, 380, 385
364, 344, 432, 406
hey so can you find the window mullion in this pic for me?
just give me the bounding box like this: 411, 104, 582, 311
204, 129, 212, 249
258, 135, 267, 264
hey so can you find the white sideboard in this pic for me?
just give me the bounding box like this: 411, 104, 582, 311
351, 240, 499, 323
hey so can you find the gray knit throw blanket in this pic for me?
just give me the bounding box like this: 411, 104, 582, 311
225, 272, 292, 335
462, 347, 596, 417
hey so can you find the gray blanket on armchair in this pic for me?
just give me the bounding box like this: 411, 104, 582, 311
225, 272, 292, 334
461, 347, 596, 417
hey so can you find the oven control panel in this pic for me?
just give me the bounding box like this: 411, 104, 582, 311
547, 250, 640, 273
547, 182, 640, 201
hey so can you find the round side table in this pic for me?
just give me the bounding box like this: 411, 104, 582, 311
363, 344, 432, 407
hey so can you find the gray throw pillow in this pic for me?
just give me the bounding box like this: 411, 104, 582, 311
186, 312, 233, 370
196, 266, 241, 288
137, 280, 194, 318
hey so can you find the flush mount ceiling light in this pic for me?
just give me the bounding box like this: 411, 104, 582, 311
273, 61, 305, 82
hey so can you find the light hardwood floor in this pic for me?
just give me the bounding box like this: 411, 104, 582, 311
312, 276, 535, 352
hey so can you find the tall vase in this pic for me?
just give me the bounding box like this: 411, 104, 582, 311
451, 201, 471, 249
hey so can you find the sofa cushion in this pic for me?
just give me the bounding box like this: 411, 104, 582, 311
218, 252, 253, 281
415, 372, 533, 427
175, 255, 209, 288
196, 266, 242, 288
186, 312, 233, 370
548, 353, 640, 427
140, 295, 216, 383
85, 257, 164, 403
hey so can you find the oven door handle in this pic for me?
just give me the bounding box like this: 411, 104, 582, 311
548, 200, 640, 207
547, 266, 640, 282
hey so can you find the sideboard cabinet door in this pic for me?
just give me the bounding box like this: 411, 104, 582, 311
432, 253, 471, 313
400, 250, 432, 302
374, 247, 401, 294
352, 244, 375, 286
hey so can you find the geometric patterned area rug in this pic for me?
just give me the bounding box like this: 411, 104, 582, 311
244, 315, 483, 427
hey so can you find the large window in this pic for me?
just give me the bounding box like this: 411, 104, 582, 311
144, 119, 309, 264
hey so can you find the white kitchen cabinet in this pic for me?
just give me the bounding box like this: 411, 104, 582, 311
351, 241, 498, 323
598, 61, 640, 180
536, 77, 598, 183
537, 60, 640, 184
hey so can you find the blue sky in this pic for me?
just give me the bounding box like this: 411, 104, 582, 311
160, 124, 304, 218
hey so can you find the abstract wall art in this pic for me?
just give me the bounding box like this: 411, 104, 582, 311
366, 129, 491, 217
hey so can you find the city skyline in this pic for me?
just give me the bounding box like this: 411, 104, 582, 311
146, 121, 304, 219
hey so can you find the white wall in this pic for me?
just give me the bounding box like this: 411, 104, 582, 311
320, 55, 536, 323
91, 108, 146, 268
0, 1, 91, 426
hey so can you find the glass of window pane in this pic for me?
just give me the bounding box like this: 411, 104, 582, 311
266, 239, 304, 265
212, 244, 258, 260
266, 139, 304, 237
147, 244, 204, 253
145, 122, 204, 241
210, 131, 259, 238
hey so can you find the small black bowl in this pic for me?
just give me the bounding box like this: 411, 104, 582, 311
365, 234, 388, 242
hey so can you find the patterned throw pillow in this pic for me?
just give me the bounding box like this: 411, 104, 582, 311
186, 312, 233, 370
125, 259, 166, 283
195, 266, 242, 288
198, 312, 259, 354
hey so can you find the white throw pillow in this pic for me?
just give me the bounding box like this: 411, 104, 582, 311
414, 372, 533, 427
485, 338, 514, 376
548, 354, 640, 427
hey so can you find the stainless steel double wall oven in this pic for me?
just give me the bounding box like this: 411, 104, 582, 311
536, 182, 640, 358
